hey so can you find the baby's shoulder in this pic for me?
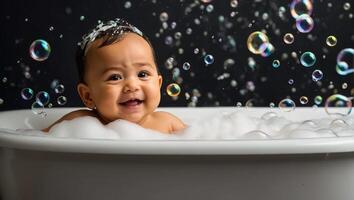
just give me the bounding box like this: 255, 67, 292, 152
62, 109, 97, 120
151, 111, 186, 132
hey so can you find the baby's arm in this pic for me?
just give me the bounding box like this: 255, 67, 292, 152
42, 109, 96, 132
153, 111, 186, 133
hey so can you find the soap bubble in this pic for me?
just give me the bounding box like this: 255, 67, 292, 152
29, 39, 51, 61
183, 62, 191, 70
166, 83, 181, 97
247, 31, 269, 54
204, 54, 214, 65
57, 96, 67, 105
21, 88, 34, 100
283, 33, 294, 44
326, 36, 337, 47
290, 0, 313, 19
314, 95, 323, 105
312, 70, 323, 81
295, 14, 314, 33
325, 94, 352, 116
300, 51, 316, 67
31, 101, 46, 117
261, 112, 278, 120
35, 91, 50, 106
300, 96, 309, 104
343, 2, 351, 10
278, 98, 296, 112
159, 12, 169, 22
230, 0, 238, 8
336, 48, 354, 75
260, 43, 275, 57
54, 84, 65, 94
272, 60, 280, 68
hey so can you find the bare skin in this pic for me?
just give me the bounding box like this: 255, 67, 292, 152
43, 33, 186, 134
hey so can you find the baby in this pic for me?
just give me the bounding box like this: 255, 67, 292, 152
43, 18, 186, 133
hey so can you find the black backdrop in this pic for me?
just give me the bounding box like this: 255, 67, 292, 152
0, 0, 353, 111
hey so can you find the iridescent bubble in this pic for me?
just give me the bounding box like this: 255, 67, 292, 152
278, 98, 296, 112
288, 79, 294, 85
283, 33, 294, 44
204, 54, 214, 65
300, 96, 309, 104
57, 96, 67, 105
260, 43, 275, 57
247, 31, 269, 54
79, 16, 85, 21
295, 14, 314, 33
54, 84, 65, 94
206, 4, 214, 12
166, 83, 181, 97
35, 91, 50, 106
21, 88, 34, 100
325, 94, 352, 116
272, 59, 280, 68
183, 62, 191, 70
342, 83, 348, 89
290, 0, 313, 19
312, 70, 323, 81
31, 101, 46, 117
300, 51, 316, 67
336, 48, 354, 75
326, 36, 337, 47
314, 95, 323, 105
29, 39, 51, 61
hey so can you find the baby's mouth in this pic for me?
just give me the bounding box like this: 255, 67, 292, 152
119, 99, 143, 106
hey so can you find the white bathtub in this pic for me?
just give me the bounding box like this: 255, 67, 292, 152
1, 107, 354, 200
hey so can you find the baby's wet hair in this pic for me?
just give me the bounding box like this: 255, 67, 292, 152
76, 18, 159, 83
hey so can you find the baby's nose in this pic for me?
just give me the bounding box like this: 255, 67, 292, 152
123, 78, 139, 93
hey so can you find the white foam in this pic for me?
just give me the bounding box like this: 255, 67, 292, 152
8, 111, 354, 140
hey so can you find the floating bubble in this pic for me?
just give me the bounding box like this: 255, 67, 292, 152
283, 33, 294, 44
31, 101, 46, 117
79, 16, 85, 21
21, 88, 34, 100
247, 31, 269, 54
314, 95, 323, 105
35, 91, 50, 106
124, 1, 132, 9
295, 14, 314, 33
272, 59, 280, 68
288, 79, 294, 85
325, 94, 352, 116
278, 98, 296, 112
269, 102, 275, 108
166, 83, 181, 97
300, 96, 309, 104
300, 51, 316, 67
159, 12, 169, 22
245, 99, 256, 107
343, 2, 351, 10
230, 0, 238, 8
236, 102, 242, 107
336, 48, 354, 75
29, 39, 51, 61
206, 4, 214, 12
326, 36, 337, 47
182, 62, 191, 70
260, 43, 275, 57
312, 70, 323, 81
0, 98, 3, 105
342, 83, 348, 89
204, 54, 214, 65
54, 84, 65, 94
57, 96, 67, 105
290, 0, 313, 19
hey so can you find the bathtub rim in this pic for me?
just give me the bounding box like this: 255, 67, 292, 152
1, 107, 354, 155
1, 128, 354, 155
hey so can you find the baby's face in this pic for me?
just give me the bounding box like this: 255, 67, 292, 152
79, 33, 162, 124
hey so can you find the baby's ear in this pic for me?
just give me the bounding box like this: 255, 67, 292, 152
77, 83, 95, 109
158, 75, 163, 88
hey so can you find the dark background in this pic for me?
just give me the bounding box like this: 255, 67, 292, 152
0, 0, 353, 111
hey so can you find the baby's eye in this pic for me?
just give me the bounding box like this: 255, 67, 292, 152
138, 71, 150, 78
107, 74, 122, 81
